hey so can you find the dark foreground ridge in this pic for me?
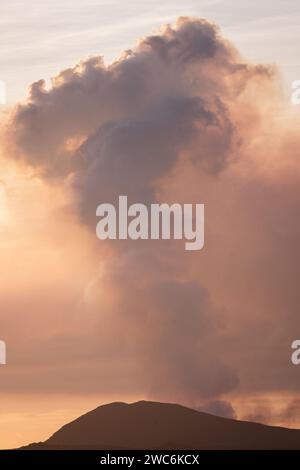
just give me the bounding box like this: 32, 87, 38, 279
20, 400, 300, 450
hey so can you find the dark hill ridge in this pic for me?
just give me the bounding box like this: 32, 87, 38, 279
21, 400, 300, 450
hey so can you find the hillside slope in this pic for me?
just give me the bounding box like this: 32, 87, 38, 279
21, 401, 300, 450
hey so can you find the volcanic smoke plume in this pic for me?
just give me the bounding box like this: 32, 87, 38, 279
2, 17, 300, 423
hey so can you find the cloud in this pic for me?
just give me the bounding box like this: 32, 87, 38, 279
200, 400, 237, 419
2, 16, 300, 426
7, 17, 267, 181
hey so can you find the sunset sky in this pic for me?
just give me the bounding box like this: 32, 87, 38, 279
1, 0, 300, 450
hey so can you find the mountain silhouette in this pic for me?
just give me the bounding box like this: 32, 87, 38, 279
21, 400, 300, 450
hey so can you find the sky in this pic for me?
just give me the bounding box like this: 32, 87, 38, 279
1, 0, 300, 450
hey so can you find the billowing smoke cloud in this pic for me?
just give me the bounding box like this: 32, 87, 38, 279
2, 16, 300, 423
